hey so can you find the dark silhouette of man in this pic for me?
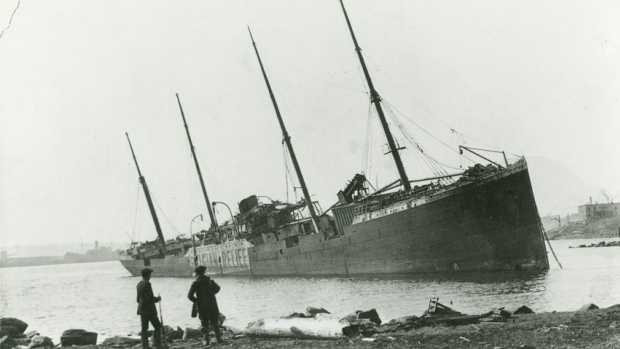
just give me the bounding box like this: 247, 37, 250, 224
188, 265, 222, 346
136, 268, 162, 349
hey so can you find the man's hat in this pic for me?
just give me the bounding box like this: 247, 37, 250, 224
141, 267, 154, 277
194, 265, 207, 274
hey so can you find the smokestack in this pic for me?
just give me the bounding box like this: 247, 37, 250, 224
590, 196, 592, 205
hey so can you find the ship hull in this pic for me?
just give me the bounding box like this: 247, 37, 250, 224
119, 257, 193, 277
248, 160, 549, 275
188, 240, 253, 276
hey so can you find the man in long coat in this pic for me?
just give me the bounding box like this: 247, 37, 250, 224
187, 265, 222, 345
136, 267, 162, 349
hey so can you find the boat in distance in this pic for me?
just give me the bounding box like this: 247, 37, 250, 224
119, 0, 549, 277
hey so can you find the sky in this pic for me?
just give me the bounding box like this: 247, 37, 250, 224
1, 0, 619, 249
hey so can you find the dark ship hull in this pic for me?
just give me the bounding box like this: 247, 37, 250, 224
119, 257, 193, 277
247, 159, 549, 275
118, 239, 195, 277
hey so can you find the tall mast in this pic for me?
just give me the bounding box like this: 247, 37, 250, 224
339, 0, 411, 191
125, 132, 166, 254
248, 28, 321, 235
175, 94, 218, 230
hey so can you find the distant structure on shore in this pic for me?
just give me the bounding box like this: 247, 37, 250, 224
543, 196, 620, 240
578, 197, 620, 222
0, 241, 119, 269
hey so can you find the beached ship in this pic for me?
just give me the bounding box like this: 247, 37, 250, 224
233, 0, 549, 275
122, 0, 549, 277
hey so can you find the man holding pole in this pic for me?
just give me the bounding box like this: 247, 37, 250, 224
137, 268, 163, 349
188, 265, 223, 346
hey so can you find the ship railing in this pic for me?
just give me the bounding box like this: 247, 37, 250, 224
353, 184, 448, 215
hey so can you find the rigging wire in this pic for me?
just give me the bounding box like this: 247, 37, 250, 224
132, 182, 141, 242
282, 144, 299, 202
148, 188, 182, 236
361, 102, 374, 176
265, 66, 333, 202
197, 155, 234, 204
362, 54, 514, 164
382, 99, 478, 167
363, 53, 455, 132
283, 145, 289, 202
382, 102, 452, 182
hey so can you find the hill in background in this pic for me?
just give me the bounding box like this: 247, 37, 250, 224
527, 156, 601, 216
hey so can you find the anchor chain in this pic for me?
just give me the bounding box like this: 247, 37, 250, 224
540, 215, 563, 269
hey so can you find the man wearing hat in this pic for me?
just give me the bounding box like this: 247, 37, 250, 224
137, 267, 163, 349
188, 265, 223, 346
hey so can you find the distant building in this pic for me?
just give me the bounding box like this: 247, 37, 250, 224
578, 197, 620, 221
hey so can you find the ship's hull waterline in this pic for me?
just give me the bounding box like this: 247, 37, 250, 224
119, 257, 193, 277
247, 160, 549, 276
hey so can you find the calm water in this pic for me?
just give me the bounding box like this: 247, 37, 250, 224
1, 238, 619, 343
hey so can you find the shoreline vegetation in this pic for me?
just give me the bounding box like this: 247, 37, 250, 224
2, 303, 619, 349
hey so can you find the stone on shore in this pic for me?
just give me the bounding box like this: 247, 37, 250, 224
0, 319, 28, 334
282, 313, 306, 319
1, 335, 33, 349
306, 307, 330, 317
578, 303, 599, 312
60, 329, 98, 346
357, 309, 381, 325
161, 326, 183, 342
377, 315, 420, 333
28, 336, 53, 348
341, 309, 382, 325
1, 336, 17, 349
181, 327, 202, 340
0, 327, 20, 339
512, 305, 535, 315
100, 336, 141, 346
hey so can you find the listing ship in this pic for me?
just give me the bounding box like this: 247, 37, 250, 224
121, 0, 549, 277
234, 0, 549, 276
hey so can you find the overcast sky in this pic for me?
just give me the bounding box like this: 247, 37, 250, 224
1, 0, 619, 248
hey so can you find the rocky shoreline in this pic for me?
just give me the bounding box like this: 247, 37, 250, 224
2, 301, 619, 349
569, 240, 620, 248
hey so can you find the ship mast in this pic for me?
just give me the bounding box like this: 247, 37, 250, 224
175, 94, 218, 230
248, 28, 321, 235
338, 0, 411, 192
125, 132, 166, 254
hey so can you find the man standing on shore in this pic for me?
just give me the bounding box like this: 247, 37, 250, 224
188, 266, 223, 346
137, 268, 163, 349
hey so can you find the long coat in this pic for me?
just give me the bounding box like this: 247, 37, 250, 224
187, 275, 220, 317
136, 280, 158, 315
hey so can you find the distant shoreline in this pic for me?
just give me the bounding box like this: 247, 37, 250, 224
0, 257, 118, 269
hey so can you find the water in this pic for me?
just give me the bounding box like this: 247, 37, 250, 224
1, 238, 619, 343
